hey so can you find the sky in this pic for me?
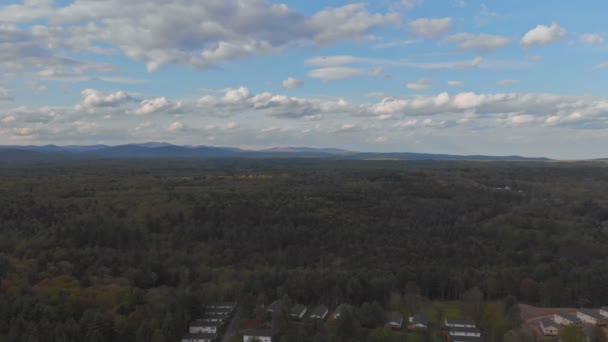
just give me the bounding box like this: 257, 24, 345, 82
0, 0, 607, 158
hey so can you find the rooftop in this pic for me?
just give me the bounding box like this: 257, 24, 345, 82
386, 311, 403, 325
449, 327, 481, 334
182, 333, 218, 340
444, 319, 477, 326
556, 312, 581, 323
578, 309, 605, 320
309, 305, 328, 318
290, 304, 307, 316
410, 312, 428, 326
541, 318, 558, 327
191, 321, 223, 328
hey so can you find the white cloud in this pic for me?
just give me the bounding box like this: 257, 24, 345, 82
367, 67, 384, 77
282, 77, 304, 89
595, 62, 608, 70
401, 0, 424, 9
408, 17, 453, 39
498, 79, 519, 86
134, 97, 171, 115
79, 89, 130, 109
510, 115, 535, 125
448, 80, 464, 86
1, 116, 16, 124
2, 1, 398, 73
167, 121, 184, 132
0, 89, 13, 101
305, 55, 358, 67
406, 78, 433, 91
308, 67, 365, 81
310, 4, 399, 45
580, 33, 604, 45
445, 33, 511, 52
520, 22, 567, 48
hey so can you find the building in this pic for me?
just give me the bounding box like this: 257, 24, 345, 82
448, 328, 482, 338
181, 333, 217, 342
189, 321, 222, 334
408, 312, 429, 331
242, 329, 274, 342
577, 309, 607, 326
600, 307, 608, 318
385, 311, 404, 330
540, 318, 559, 336
207, 302, 237, 310
442, 319, 477, 329
267, 300, 283, 315
289, 304, 308, 320
309, 305, 329, 320
554, 312, 581, 326
334, 304, 353, 319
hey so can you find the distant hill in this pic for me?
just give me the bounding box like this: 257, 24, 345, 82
0, 143, 551, 161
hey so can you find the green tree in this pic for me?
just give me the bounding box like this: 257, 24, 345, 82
559, 325, 586, 342
463, 287, 485, 322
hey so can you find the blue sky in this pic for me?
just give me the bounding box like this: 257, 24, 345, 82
0, 0, 607, 158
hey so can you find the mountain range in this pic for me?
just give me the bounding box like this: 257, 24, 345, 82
0, 143, 550, 161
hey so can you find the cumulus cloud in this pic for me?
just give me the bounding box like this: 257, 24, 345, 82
408, 17, 453, 39
134, 97, 171, 115
28, 1, 397, 72
79, 89, 130, 109
580, 33, 604, 45
282, 77, 303, 89
445, 33, 511, 52
520, 22, 567, 48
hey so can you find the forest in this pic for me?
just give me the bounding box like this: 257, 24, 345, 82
1, 158, 608, 342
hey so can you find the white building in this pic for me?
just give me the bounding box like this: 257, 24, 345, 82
242, 330, 273, 342
540, 319, 558, 336
577, 309, 606, 326
448, 328, 482, 337
385, 312, 403, 330
554, 312, 581, 326
443, 319, 477, 329
600, 307, 608, 318
181, 333, 217, 342
189, 321, 221, 334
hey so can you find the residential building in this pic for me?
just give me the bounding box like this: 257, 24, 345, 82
289, 304, 307, 320
385, 311, 404, 330
540, 318, 559, 336
309, 305, 329, 320
577, 309, 607, 326
267, 300, 283, 315
554, 312, 581, 326
600, 307, 608, 318
408, 312, 429, 331
442, 319, 477, 329
448, 327, 482, 338
449, 336, 484, 342
181, 333, 217, 342
189, 321, 222, 334
242, 329, 274, 342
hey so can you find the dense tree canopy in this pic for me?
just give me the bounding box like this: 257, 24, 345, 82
1, 158, 608, 341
